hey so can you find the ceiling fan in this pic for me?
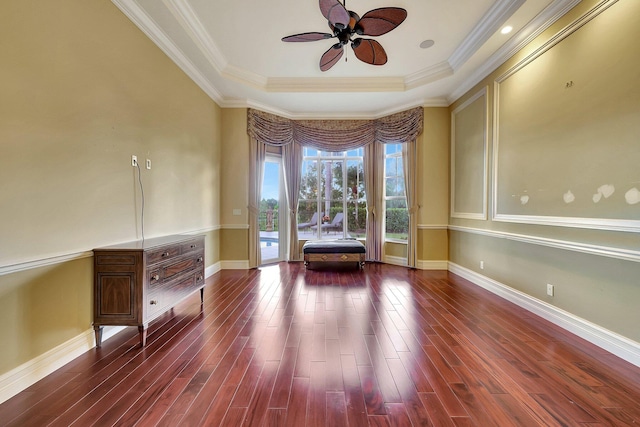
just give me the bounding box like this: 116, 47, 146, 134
282, 0, 407, 71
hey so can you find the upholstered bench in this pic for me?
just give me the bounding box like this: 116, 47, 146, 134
303, 239, 366, 270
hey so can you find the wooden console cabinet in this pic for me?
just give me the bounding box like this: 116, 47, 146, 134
93, 234, 205, 347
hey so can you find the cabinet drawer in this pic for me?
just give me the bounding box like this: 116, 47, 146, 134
95, 254, 136, 266
180, 239, 203, 254
146, 273, 201, 318
147, 251, 204, 286
146, 246, 180, 265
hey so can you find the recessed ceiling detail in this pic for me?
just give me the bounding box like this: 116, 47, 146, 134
111, 0, 580, 118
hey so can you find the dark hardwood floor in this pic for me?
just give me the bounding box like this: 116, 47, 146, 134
2, 262, 639, 426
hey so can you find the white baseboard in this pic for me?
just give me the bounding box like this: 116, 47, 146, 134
448, 262, 640, 368
206, 262, 221, 277
383, 255, 408, 267
0, 261, 224, 405
0, 329, 95, 404
417, 260, 449, 270
385, 258, 449, 270
220, 260, 250, 270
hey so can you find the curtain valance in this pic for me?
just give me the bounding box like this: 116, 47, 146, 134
247, 107, 423, 150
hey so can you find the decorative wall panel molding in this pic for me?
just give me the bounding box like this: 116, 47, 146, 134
492, 0, 639, 233
451, 87, 488, 220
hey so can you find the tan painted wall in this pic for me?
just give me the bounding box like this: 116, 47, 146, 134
220, 229, 250, 261
219, 109, 250, 261
418, 229, 448, 262
220, 109, 250, 226
418, 108, 450, 226
416, 107, 450, 262
448, 0, 640, 342
0, 0, 221, 373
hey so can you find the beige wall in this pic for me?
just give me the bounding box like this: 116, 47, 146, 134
417, 107, 450, 262
448, 0, 640, 342
219, 109, 251, 261
0, 0, 222, 373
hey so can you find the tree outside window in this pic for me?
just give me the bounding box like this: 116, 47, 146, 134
384, 143, 408, 241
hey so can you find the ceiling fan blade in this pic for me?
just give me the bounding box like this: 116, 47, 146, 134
320, 44, 344, 71
356, 7, 407, 36
351, 38, 387, 66
319, 0, 350, 29
282, 32, 333, 42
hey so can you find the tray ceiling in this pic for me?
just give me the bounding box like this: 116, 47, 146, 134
112, 0, 579, 118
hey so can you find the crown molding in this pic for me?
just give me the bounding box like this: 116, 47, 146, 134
404, 61, 454, 90
164, 0, 268, 90
448, 0, 581, 103
449, 0, 525, 71
220, 98, 445, 120
120, 0, 523, 100
265, 77, 405, 93
111, 0, 224, 104
163, 0, 226, 72
114, 0, 581, 116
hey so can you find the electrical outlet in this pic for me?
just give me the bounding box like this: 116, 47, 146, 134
480, 261, 484, 270
131, 155, 138, 167
146, 159, 151, 170
547, 283, 554, 296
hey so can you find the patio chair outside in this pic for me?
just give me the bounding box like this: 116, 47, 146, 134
311, 212, 344, 234
298, 212, 322, 230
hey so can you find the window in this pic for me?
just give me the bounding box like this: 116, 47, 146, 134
298, 148, 365, 240
384, 143, 408, 241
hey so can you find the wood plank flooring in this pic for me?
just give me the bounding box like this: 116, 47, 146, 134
1, 262, 639, 426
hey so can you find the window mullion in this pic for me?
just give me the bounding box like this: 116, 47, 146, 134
342, 161, 347, 238
316, 159, 322, 240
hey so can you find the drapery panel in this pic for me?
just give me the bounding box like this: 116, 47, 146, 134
248, 138, 266, 268
282, 141, 303, 261
364, 142, 384, 262
247, 107, 423, 266
402, 140, 419, 268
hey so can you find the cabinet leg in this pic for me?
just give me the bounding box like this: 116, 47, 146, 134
94, 326, 103, 348
200, 288, 204, 304
138, 325, 147, 347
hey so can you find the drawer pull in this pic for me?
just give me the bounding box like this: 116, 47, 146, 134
161, 252, 170, 257
151, 274, 159, 281
197, 275, 203, 281
190, 244, 197, 248
150, 300, 158, 305
197, 257, 203, 263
